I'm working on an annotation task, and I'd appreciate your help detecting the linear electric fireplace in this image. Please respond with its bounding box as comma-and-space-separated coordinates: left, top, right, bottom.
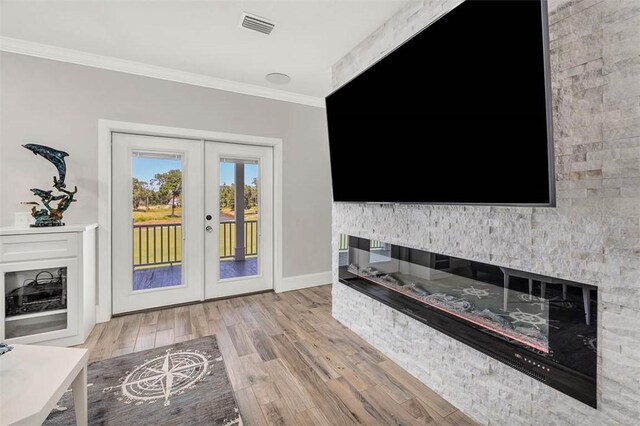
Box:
338, 235, 597, 407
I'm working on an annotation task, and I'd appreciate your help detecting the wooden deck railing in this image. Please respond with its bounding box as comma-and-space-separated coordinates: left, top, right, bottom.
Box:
219, 221, 258, 259
133, 221, 258, 268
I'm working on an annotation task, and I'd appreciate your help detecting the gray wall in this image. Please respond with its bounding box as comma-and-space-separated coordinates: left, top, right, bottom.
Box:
332, 0, 640, 424
0, 52, 332, 278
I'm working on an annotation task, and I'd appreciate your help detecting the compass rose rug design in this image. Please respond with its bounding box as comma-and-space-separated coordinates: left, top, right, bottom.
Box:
44, 336, 241, 426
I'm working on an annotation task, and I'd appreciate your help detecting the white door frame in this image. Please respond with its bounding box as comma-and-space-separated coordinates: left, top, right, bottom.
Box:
97, 119, 283, 323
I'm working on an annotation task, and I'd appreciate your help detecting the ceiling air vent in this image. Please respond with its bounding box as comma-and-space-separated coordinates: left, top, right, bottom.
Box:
240, 12, 275, 35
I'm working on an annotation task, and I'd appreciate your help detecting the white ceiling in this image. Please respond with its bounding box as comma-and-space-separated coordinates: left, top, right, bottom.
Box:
0, 1, 409, 99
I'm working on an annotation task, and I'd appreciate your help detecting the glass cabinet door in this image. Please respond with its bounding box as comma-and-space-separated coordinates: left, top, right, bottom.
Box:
2, 258, 78, 343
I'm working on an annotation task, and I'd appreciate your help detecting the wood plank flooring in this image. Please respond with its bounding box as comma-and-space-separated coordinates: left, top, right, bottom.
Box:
79, 285, 476, 425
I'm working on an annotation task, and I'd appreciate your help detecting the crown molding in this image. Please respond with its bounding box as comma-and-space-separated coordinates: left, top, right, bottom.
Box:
0, 37, 326, 108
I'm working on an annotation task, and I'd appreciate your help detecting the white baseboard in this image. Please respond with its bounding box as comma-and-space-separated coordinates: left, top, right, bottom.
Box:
277, 271, 332, 293
96, 305, 111, 324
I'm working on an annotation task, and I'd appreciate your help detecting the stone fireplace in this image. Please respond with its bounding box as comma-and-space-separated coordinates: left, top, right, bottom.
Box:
331, 0, 640, 424
339, 235, 597, 407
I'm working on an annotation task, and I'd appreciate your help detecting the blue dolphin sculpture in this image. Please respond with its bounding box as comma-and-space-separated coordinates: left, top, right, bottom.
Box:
22, 144, 69, 188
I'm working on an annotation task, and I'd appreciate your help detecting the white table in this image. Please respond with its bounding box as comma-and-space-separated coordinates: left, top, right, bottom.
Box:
0, 344, 88, 426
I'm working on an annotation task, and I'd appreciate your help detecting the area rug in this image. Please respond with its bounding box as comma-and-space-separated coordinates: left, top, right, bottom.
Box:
44, 336, 241, 426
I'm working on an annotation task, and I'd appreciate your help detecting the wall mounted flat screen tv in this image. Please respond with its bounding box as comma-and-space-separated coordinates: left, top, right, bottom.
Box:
326, 0, 554, 205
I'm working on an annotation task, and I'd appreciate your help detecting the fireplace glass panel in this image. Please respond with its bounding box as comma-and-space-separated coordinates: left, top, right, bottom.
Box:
338, 235, 597, 380
368, 240, 392, 263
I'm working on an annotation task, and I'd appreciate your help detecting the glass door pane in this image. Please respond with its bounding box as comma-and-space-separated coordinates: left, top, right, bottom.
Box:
219, 158, 259, 279
4, 267, 68, 339
131, 152, 184, 291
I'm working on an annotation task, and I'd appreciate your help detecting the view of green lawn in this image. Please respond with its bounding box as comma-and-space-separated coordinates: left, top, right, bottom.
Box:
133, 207, 183, 224
133, 206, 257, 223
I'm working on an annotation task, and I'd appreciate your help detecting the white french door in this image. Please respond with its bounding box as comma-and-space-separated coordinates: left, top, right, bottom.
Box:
204, 142, 273, 299
112, 133, 204, 314
112, 133, 273, 314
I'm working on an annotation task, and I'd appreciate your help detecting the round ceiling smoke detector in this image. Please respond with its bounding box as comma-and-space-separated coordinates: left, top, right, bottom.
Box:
266, 73, 291, 85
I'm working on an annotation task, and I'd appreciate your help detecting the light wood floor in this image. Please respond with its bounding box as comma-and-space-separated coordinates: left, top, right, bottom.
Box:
80, 285, 476, 425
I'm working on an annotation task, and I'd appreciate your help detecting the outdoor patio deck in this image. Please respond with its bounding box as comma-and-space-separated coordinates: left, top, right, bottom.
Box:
133, 258, 258, 291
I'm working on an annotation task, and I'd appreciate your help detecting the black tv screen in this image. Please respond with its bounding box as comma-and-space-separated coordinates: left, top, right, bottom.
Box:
326, 0, 554, 205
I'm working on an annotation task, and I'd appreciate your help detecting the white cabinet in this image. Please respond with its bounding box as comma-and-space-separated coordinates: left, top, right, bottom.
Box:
0, 224, 97, 346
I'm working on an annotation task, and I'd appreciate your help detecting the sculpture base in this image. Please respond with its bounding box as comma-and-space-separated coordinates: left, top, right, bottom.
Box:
30, 222, 65, 228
